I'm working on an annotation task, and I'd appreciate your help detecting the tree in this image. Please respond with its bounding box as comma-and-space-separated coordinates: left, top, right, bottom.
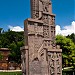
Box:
0, 28, 3, 33
66, 33, 75, 44
56, 35, 75, 67
0, 52, 3, 60
0, 30, 24, 64
8, 41, 24, 63
0, 31, 24, 48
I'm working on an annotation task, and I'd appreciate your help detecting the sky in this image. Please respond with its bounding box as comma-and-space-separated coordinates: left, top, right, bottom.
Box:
0, 0, 75, 36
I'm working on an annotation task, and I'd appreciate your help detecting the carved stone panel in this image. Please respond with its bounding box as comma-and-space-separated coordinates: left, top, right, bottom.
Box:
43, 26, 49, 38
37, 25, 43, 36
40, 52, 48, 75
49, 16, 55, 25
28, 36, 34, 55
48, 52, 62, 75
42, 2, 49, 12
28, 25, 34, 33
44, 40, 51, 48
29, 58, 41, 75
42, 15, 49, 24
31, 0, 39, 19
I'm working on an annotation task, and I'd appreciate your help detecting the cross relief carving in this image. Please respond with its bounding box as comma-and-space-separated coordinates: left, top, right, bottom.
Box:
48, 52, 62, 75
20, 0, 62, 75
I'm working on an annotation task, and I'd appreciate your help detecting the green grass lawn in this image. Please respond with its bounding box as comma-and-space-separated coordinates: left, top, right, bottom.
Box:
0, 72, 22, 75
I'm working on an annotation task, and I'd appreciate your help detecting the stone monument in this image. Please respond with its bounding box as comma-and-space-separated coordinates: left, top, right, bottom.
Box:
20, 0, 62, 75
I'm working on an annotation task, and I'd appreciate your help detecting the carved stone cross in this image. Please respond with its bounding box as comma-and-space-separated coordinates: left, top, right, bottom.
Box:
20, 0, 62, 75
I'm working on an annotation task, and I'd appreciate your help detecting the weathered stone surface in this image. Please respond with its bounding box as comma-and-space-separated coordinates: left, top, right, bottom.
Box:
20, 0, 62, 75
29, 58, 41, 75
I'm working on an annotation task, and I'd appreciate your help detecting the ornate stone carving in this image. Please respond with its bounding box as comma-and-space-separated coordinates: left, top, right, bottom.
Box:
43, 26, 49, 38
20, 0, 62, 75
44, 40, 51, 48
49, 16, 55, 25
43, 2, 49, 12
48, 52, 62, 75
42, 15, 49, 24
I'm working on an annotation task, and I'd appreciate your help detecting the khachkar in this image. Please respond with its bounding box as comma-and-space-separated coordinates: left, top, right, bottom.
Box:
20, 0, 62, 75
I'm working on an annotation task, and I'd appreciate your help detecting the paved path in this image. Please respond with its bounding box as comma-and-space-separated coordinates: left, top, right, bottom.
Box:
0, 70, 22, 72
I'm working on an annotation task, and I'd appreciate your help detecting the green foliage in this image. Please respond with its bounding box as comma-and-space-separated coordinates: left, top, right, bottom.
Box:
9, 41, 24, 63
56, 35, 75, 53
0, 72, 22, 75
0, 52, 3, 60
0, 30, 24, 63
66, 33, 75, 44
56, 35, 75, 68
0, 31, 24, 48
0, 28, 3, 33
